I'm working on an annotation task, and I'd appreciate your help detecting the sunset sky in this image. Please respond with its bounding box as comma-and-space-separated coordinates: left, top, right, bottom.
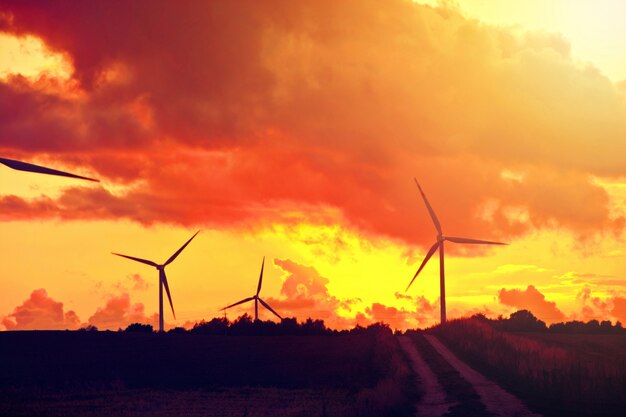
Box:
1, 0, 626, 331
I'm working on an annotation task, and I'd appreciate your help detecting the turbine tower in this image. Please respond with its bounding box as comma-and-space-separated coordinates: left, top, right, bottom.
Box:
222, 256, 282, 322
406, 179, 506, 324
1, 157, 99, 182
112, 230, 200, 332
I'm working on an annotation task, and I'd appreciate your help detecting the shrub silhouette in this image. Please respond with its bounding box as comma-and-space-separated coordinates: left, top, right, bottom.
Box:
501, 310, 547, 332
125, 323, 154, 333
471, 310, 625, 335
189, 315, 341, 336
78, 325, 98, 332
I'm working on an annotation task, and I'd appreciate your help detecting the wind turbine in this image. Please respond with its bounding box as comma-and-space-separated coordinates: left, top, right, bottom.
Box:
112, 230, 200, 332
222, 256, 282, 322
1, 157, 99, 182
406, 179, 506, 323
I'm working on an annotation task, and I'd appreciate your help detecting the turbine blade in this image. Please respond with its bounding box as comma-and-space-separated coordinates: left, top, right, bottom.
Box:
112, 252, 158, 267
258, 298, 282, 320
161, 269, 176, 319
221, 296, 255, 311
414, 178, 442, 235
256, 256, 265, 296
445, 236, 507, 245
164, 230, 200, 266
405, 241, 440, 292
0, 157, 99, 182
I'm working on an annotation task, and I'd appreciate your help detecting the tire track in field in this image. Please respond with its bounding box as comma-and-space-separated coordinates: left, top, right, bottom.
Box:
399, 336, 452, 417
423, 334, 542, 417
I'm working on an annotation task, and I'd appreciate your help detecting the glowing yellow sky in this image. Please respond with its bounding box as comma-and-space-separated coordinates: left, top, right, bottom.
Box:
0, 34, 72, 80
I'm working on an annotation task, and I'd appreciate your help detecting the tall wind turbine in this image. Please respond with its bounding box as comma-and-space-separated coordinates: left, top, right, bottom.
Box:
222, 256, 282, 322
406, 179, 506, 323
112, 230, 200, 332
1, 157, 99, 182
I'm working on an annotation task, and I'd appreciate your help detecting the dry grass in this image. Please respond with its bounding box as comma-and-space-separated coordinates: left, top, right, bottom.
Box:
0, 387, 351, 417
432, 318, 626, 417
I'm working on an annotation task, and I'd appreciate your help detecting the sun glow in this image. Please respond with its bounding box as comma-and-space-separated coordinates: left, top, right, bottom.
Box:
0, 33, 72, 81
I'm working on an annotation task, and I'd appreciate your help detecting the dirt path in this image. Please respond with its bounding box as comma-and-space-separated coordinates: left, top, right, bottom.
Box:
399, 336, 452, 417
423, 334, 542, 417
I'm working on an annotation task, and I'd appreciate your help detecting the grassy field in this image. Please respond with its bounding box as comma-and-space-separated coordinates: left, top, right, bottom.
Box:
523, 332, 626, 358
432, 318, 626, 417
1, 387, 353, 417
0, 328, 415, 417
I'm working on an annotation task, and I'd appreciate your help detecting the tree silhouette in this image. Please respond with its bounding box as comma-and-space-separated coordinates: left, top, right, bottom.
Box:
125, 323, 153, 333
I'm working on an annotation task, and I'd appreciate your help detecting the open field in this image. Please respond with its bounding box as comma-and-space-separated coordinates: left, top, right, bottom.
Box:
522, 332, 626, 359
0, 328, 414, 417
1, 387, 352, 417
431, 318, 626, 417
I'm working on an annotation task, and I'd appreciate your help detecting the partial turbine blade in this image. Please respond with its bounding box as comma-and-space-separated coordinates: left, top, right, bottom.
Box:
256, 256, 265, 296
0, 157, 99, 182
414, 178, 442, 234
405, 241, 440, 292
445, 236, 507, 245
112, 252, 158, 267
258, 298, 282, 320
164, 230, 200, 266
161, 269, 176, 319
221, 296, 255, 311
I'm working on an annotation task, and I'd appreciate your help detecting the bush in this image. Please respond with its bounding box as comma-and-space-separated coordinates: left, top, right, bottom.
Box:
125, 323, 153, 333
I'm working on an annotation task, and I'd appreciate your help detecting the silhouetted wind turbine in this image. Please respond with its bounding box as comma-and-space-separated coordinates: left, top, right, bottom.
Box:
112, 230, 200, 332
1, 157, 99, 182
406, 179, 507, 324
222, 256, 282, 322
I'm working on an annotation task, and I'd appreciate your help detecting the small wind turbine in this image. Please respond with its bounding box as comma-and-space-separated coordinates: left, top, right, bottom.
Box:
222, 256, 282, 322
406, 179, 507, 323
112, 230, 200, 332
1, 157, 99, 182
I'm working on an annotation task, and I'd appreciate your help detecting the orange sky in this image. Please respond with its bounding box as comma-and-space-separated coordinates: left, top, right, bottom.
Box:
1, 0, 626, 331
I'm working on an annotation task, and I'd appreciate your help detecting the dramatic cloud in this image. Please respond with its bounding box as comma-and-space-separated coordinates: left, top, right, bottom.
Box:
265, 258, 354, 329
264, 259, 439, 330
1, 288, 80, 330
498, 285, 566, 323
611, 297, 626, 324
87, 293, 157, 330
2, 289, 164, 331
356, 303, 413, 331
0, 0, 624, 247
576, 286, 612, 322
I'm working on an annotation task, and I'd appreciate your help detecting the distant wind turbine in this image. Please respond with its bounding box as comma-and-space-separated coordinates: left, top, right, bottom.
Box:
0, 157, 99, 182
406, 179, 507, 324
222, 256, 282, 322
112, 230, 200, 332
